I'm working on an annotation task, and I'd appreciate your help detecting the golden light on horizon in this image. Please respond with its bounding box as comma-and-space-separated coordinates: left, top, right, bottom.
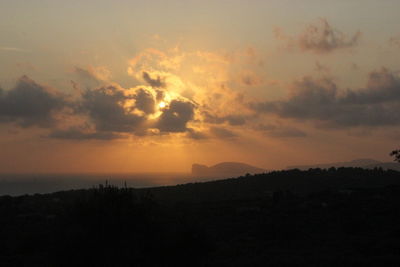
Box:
1, 0, 399, 175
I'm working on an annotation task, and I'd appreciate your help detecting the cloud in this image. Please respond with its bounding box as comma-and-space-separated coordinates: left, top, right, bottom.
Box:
79, 86, 145, 133
133, 88, 156, 114
351, 63, 359, 70
314, 61, 330, 73
203, 112, 247, 126
156, 99, 195, 133
142, 71, 166, 88
0, 46, 272, 141
48, 127, 125, 140
186, 128, 209, 140
389, 35, 400, 47
239, 70, 263, 86
276, 18, 361, 54
74, 66, 111, 84
0, 46, 29, 53
51, 78, 199, 138
209, 126, 237, 138
0, 76, 66, 127
250, 68, 400, 127
73, 86, 198, 137
255, 124, 307, 138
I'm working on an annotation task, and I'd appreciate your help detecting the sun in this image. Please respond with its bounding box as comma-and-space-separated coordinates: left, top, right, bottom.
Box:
158, 101, 166, 109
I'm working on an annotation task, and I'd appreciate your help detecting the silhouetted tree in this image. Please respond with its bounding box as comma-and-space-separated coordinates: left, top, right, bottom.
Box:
391, 149, 400, 162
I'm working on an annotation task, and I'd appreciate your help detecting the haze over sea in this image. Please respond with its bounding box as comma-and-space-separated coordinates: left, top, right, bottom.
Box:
0, 173, 190, 196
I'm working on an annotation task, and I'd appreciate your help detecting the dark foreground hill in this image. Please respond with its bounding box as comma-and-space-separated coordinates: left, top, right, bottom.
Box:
1, 168, 400, 266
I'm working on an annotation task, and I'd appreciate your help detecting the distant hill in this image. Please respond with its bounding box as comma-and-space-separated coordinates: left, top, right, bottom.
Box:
287, 158, 400, 171
192, 162, 266, 178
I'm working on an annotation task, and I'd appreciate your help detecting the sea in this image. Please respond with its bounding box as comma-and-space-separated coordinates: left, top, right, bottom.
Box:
0, 172, 192, 196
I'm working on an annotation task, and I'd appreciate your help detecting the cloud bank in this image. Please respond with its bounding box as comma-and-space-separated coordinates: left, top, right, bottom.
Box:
0, 76, 66, 128
2, 44, 399, 144
251, 68, 400, 127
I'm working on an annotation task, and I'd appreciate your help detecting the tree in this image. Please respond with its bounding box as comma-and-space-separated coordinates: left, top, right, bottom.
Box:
390, 149, 400, 163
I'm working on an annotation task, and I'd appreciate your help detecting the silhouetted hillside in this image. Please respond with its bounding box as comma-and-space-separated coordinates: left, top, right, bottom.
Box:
287, 158, 400, 171
1, 168, 400, 266
192, 162, 266, 178
149, 167, 400, 203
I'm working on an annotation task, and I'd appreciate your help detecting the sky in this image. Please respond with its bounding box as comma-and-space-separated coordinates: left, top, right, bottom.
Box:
0, 0, 400, 173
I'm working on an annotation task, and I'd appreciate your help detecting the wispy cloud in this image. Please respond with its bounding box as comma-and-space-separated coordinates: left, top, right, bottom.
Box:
275, 18, 361, 54
0, 46, 29, 53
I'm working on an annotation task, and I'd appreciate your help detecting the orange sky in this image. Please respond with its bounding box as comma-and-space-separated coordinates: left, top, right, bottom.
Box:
0, 1, 399, 173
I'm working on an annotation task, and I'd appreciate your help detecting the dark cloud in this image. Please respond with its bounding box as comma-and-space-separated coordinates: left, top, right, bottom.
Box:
351, 63, 359, 70
389, 35, 400, 48
256, 124, 307, 138
74, 66, 110, 84
155, 90, 165, 101
186, 128, 209, 140
0, 76, 65, 127
251, 68, 400, 127
209, 126, 237, 138
268, 128, 307, 138
80, 86, 144, 133
240, 72, 263, 87
142, 71, 166, 88
133, 88, 156, 114
314, 61, 330, 73
75, 67, 99, 82
49, 127, 124, 140
203, 112, 247, 126
156, 99, 195, 133
77, 86, 197, 137
277, 18, 361, 54
242, 76, 255, 86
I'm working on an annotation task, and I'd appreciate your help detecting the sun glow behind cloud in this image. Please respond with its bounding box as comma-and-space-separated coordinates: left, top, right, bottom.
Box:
1, 0, 400, 173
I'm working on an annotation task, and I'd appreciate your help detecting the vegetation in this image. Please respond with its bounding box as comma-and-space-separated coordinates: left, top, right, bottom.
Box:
1, 168, 400, 266
391, 149, 400, 163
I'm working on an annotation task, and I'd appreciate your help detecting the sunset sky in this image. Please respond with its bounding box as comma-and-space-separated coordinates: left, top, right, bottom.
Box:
1, 0, 400, 173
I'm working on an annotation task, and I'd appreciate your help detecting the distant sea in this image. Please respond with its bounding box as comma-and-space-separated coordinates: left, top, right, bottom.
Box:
0, 173, 191, 196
